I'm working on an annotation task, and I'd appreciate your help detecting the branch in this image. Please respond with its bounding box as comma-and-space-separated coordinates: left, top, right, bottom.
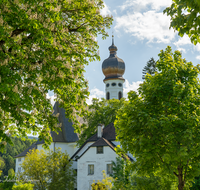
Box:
11, 29, 26, 37
174, 171, 178, 177
157, 152, 165, 164
68, 22, 87, 32
184, 160, 189, 183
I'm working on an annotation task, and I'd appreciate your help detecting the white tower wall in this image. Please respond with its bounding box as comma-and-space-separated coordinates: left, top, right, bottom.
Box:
104, 79, 124, 100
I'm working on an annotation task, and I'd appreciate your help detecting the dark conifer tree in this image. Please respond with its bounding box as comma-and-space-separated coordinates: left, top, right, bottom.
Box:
142, 57, 157, 79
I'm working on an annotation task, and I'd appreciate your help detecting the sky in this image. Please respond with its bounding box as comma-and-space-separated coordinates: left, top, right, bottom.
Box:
48, 0, 200, 105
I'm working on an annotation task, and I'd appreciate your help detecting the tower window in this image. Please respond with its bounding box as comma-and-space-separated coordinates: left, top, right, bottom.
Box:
106, 92, 110, 100
118, 83, 122, 87
118, 91, 122, 100
106, 83, 109, 87
111, 83, 116, 86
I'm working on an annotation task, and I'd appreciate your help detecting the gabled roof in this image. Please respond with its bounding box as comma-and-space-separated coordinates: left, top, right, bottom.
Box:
36, 102, 79, 145
15, 143, 37, 158
71, 137, 116, 161
90, 137, 116, 150
70, 123, 116, 160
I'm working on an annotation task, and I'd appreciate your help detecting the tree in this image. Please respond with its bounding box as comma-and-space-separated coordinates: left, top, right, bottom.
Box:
19, 148, 75, 190
111, 157, 174, 190
115, 46, 200, 190
142, 57, 157, 80
0, 0, 113, 148
91, 170, 113, 190
111, 157, 132, 190
77, 98, 126, 146
164, 0, 200, 45
190, 176, 200, 190
12, 183, 34, 190
0, 170, 15, 190
0, 137, 36, 177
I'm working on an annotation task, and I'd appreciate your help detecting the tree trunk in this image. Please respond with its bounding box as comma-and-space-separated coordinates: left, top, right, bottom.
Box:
177, 166, 185, 190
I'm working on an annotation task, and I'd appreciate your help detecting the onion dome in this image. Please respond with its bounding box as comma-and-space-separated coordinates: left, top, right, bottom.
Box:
102, 36, 125, 82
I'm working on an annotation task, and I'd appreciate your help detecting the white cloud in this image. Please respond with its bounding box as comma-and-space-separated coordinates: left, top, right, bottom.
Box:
121, 0, 172, 11
123, 80, 143, 98
177, 48, 186, 53
46, 93, 56, 106
173, 35, 200, 53
86, 88, 105, 105
194, 44, 200, 52
196, 56, 200, 60
174, 35, 191, 47
101, 3, 111, 16
115, 11, 175, 43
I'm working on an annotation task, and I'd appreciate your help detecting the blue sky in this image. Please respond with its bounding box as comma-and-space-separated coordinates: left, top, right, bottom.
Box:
48, 0, 200, 105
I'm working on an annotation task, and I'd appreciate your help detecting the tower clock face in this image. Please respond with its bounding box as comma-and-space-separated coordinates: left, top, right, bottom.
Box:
106, 83, 109, 87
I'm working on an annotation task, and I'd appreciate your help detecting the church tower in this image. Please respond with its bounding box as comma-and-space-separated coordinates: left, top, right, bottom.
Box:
102, 36, 125, 100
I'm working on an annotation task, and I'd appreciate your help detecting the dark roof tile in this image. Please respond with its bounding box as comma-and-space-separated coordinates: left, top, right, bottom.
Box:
15, 143, 37, 158
87, 123, 116, 142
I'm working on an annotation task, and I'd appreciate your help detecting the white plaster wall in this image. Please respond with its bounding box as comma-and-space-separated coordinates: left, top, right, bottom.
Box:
55, 142, 78, 157
77, 146, 118, 190
37, 142, 78, 157
15, 157, 25, 174
104, 79, 124, 100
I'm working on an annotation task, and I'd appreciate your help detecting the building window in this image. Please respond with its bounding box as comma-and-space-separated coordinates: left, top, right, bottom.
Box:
106, 92, 110, 100
106, 83, 109, 87
107, 164, 113, 175
111, 83, 116, 86
18, 158, 21, 162
18, 167, 21, 173
97, 146, 103, 154
88, 165, 94, 175
118, 91, 122, 100
118, 83, 122, 87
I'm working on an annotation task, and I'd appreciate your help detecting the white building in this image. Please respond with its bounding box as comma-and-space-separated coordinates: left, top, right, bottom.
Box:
15, 37, 130, 190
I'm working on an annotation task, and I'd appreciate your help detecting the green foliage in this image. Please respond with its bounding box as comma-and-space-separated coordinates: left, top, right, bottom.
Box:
12, 182, 34, 190
91, 170, 113, 190
164, 0, 200, 45
0, 137, 36, 177
78, 98, 126, 146
115, 46, 200, 190
8, 169, 14, 177
0, 173, 15, 190
0, 0, 113, 148
19, 148, 75, 190
111, 157, 174, 190
190, 176, 200, 190
142, 57, 157, 80
111, 157, 132, 189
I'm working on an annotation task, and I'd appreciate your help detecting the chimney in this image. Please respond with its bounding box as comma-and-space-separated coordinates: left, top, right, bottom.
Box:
97, 124, 103, 138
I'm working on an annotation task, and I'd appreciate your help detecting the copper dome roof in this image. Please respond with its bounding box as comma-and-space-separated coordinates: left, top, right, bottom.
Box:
102, 36, 125, 82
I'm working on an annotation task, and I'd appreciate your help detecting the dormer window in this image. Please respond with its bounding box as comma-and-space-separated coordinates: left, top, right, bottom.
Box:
97, 146, 103, 154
